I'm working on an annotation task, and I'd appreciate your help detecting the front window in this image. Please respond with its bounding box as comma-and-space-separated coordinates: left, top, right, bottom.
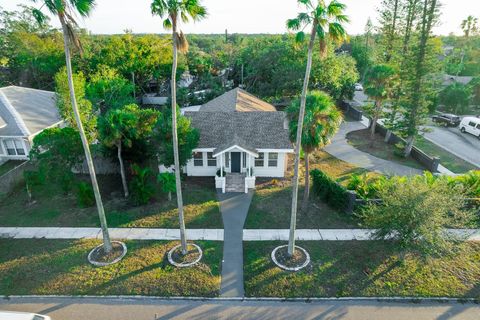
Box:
207, 152, 216, 167
255, 153, 264, 167
193, 152, 203, 166
268, 153, 278, 167
3, 139, 24, 156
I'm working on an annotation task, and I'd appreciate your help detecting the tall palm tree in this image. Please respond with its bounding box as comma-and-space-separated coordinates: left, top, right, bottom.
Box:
286, 0, 348, 256
151, 0, 207, 254
31, 0, 113, 253
461, 15, 479, 38
286, 91, 343, 208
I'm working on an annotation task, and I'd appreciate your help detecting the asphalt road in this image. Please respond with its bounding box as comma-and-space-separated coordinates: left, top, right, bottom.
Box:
424, 124, 480, 168
1, 297, 480, 320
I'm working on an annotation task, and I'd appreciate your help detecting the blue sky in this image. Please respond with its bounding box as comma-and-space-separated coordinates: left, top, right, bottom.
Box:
1, 0, 478, 35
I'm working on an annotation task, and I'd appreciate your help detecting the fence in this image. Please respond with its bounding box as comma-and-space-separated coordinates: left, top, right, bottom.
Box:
338, 100, 363, 121
0, 161, 33, 199
73, 156, 119, 175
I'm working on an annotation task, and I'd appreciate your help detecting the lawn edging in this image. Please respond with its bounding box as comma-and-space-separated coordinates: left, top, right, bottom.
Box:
1, 295, 479, 304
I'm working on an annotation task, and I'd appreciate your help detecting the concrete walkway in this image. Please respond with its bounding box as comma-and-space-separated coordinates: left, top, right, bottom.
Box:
217, 191, 253, 298
325, 121, 424, 176
0, 227, 479, 241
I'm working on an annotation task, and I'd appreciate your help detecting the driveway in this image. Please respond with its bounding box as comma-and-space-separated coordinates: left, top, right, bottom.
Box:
424, 124, 480, 168
1, 297, 479, 320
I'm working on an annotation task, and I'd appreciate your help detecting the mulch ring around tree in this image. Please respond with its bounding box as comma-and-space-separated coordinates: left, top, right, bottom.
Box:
88, 241, 127, 267
168, 243, 203, 267
272, 245, 311, 272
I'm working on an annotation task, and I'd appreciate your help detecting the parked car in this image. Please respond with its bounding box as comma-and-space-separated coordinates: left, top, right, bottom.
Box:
432, 113, 461, 127
354, 83, 363, 91
459, 116, 480, 139
0, 311, 51, 320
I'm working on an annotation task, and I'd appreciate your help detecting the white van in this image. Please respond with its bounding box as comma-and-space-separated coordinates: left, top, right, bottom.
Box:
0, 311, 51, 320
459, 117, 480, 139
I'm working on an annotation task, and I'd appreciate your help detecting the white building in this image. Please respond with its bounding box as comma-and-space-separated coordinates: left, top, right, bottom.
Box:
0, 86, 63, 164
183, 88, 294, 193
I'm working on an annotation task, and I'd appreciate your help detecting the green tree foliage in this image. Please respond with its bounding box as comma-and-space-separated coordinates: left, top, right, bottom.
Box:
439, 83, 472, 114
156, 107, 199, 168
30, 127, 84, 193
360, 176, 476, 256
157, 172, 176, 201
129, 164, 155, 205
54, 67, 97, 140
287, 91, 343, 206
98, 104, 159, 198
76, 181, 95, 207
86, 65, 135, 113
364, 64, 397, 141
469, 77, 480, 105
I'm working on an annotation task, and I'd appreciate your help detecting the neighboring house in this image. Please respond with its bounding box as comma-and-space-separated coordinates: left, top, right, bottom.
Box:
0, 86, 62, 164
183, 88, 294, 193
441, 74, 474, 87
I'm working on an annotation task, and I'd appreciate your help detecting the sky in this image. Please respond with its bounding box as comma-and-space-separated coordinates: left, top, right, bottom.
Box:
0, 0, 478, 36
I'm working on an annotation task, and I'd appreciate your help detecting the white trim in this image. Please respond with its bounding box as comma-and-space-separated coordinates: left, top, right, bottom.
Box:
192, 148, 215, 152
0, 90, 30, 136
213, 145, 258, 158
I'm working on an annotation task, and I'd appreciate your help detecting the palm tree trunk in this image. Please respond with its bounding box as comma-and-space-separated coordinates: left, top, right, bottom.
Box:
171, 22, 188, 255
301, 151, 310, 209
60, 18, 112, 253
288, 25, 316, 257
117, 142, 129, 198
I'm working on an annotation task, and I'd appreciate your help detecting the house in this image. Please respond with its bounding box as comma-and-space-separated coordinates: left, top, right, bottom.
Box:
441, 74, 474, 87
183, 88, 294, 193
0, 86, 62, 164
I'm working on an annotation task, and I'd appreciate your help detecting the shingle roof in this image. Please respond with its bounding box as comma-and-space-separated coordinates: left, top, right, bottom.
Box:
0, 86, 61, 137
185, 111, 292, 151
200, 88, 277, 112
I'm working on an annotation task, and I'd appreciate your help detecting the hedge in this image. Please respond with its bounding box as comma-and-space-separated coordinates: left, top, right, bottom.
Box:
311, 169, 349, 211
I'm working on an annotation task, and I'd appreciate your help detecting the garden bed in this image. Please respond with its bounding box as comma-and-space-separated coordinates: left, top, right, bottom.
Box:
0, 239, 222, 297
0, 175, 222, 228
346, 129, 426, 170
244, 241, 480, 298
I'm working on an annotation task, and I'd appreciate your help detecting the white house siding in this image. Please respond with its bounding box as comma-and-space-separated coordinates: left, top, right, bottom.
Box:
185, 149, 289, 178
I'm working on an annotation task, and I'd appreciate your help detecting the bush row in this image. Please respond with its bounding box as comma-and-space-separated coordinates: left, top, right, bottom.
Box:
311, 169, 349, 211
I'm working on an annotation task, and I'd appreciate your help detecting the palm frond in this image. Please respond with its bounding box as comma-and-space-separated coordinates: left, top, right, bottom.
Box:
68, 0, 96, 17
163, 18, 173, 29
151, 0, 169, 17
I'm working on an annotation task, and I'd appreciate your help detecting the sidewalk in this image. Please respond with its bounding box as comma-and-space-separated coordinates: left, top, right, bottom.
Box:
0, 227, 478, 241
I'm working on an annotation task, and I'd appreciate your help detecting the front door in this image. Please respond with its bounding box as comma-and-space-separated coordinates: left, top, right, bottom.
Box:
231, 152, 241, 173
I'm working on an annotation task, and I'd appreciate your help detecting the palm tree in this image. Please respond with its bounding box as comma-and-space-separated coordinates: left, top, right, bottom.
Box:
286, 91, 343, 208
364, 64, 396, 145
31, 0, 113, 253
461, 15, 479, 38
286, 0, 348, 256
151, 0, 207, 254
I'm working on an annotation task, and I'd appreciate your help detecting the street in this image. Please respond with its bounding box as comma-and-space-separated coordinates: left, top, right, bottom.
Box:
1, 297, 480, 320
424, 124, 480, 168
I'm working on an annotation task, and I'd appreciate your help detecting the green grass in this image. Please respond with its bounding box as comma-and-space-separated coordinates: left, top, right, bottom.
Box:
347, 129, 425, 170
0, 176, 222, 228
415, 136, 478, 174
0, 239, 222, 297
0, 160, 25, 177
244, 241, 480, 298
245, 151, 367, 229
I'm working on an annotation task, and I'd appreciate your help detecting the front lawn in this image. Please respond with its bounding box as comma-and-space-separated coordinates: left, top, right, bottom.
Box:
0, 175, 222, 228
244, 241, 480, 298
0, 239, 222, 297
245, 151, 367, 229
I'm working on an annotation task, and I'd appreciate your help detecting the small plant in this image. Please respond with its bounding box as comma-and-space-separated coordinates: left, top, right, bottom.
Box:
76, 181, 95, 208
393, 142, 406, 158
157, 172, 176, 201
216, 169, 226, 177
130, 164, 154, 205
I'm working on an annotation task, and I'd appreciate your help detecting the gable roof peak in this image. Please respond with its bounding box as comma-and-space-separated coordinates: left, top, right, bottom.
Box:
200, 87, 277, 112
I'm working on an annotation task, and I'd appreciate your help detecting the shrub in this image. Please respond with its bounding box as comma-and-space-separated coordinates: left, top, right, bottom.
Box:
360, 176, 476, 256
216, 169, 226, 177
311, 169, 348, 211
130, 164, 154, 205
76, 181, 95, 208
157, 172, 176, 201
393, 142, 406, 158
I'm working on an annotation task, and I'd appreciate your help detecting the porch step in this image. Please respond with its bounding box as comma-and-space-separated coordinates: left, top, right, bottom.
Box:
225, 173, 245, 193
